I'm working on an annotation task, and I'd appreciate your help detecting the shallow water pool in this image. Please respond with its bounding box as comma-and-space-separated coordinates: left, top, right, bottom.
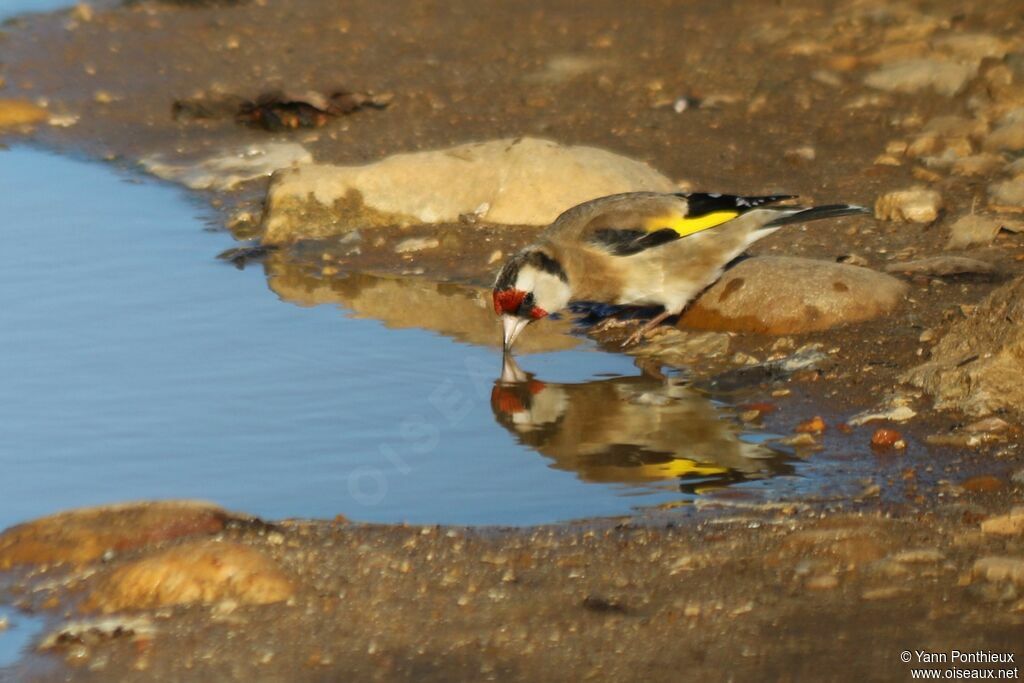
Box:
0, 147, 795, 529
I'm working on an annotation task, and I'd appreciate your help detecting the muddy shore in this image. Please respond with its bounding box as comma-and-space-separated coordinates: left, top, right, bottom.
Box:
1, 0, 1023, 680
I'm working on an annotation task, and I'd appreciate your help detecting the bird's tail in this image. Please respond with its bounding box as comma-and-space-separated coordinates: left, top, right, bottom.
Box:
764, 204, 870, 228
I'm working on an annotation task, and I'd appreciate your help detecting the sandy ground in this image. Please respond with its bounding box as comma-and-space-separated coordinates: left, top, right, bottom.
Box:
1, 0, 1023, 680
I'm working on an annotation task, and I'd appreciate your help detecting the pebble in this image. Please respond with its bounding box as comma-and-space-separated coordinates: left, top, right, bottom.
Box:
984, 120, 1024, 152
945, 216, 1005, 250
891, 549, 945, 564
862, 586, 909, 600
849, 405, 916, 426
981, 508, 1024, 536
885, 256, 996, 277
989, 177, 1024, 209
874, 187, 942, 223
951, 154, 1005, 177
794, 416, 826, 434
394, 237, 440, 254
806, 574, 839, 590
972, 556, 1024, 586
871, 428, 906, 450
864, 59, 976, 97
0, 99, 48, 129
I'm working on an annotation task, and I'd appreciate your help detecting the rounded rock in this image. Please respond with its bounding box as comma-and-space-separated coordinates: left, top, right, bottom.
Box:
680, 257, 908, 334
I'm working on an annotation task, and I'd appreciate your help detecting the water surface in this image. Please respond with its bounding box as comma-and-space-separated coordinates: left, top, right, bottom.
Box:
0, 147, 794, 529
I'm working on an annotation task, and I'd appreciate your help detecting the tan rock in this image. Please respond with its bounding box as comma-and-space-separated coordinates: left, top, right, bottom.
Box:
259, 138, 676, 245
84, 540, 294, 613
886, 255, 995, 277
932, 33, 1013, 62
904, 276, 1024, 417
972, 556, 1024, 586
989, 176, 1024, 210
981, 508, 1024, 536
945, 215, 1004, 250
875, 187, 943, 223
680, 257, 908, 334
0, 99, 48, 130
864, 59, 976, 97
0, 501, 228, 570
951, 153, 1005, 177
984, 121, 1024, 152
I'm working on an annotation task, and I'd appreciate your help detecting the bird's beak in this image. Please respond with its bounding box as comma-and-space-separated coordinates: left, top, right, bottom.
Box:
501, 315, 530, 353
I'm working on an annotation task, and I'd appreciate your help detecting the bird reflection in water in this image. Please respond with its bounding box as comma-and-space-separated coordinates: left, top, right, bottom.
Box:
491, 355, 793, 495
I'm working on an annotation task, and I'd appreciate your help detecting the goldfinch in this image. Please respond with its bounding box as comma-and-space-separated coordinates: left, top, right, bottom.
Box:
492, 192, 869, 350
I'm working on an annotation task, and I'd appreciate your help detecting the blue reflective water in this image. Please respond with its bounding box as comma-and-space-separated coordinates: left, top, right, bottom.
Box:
1, 0, 78, 21
2, 147, 776, 528
0, 606, 44, 669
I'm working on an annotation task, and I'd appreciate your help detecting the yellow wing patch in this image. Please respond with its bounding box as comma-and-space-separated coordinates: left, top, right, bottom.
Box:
644, 210, 740, 237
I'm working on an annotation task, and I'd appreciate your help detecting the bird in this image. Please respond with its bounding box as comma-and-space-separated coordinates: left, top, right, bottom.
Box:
492, 191, 869, 351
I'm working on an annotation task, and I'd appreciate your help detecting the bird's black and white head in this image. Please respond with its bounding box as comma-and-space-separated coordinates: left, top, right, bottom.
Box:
492, 248, 571, 352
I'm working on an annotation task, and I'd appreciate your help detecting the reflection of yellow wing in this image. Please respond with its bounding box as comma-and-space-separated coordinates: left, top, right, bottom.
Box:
634, 458, 728, 480
643, 211, 739, 238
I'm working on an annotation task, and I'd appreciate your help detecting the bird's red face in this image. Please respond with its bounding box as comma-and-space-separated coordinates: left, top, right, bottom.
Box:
491, 288, 548, 320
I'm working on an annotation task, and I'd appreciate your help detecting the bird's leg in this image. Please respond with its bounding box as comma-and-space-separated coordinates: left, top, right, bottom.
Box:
621, 310, 675, 348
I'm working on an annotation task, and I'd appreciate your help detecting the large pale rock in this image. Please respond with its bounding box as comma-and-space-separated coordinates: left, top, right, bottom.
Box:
259, 138, 676, 245
83, 540, 294, 613
0, 501, 228, 569
903, 276, 1024, 416
679, 257, 908, 334
864, 59, 976, 97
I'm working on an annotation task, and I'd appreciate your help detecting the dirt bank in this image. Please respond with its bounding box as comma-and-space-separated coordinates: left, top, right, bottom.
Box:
1, 0, 1023, 679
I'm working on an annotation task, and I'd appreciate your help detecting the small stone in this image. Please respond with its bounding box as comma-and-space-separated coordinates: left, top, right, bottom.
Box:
849, 405, 917, 426
891, 549, 945, 563
394, 237, 440, 254
871, 428, 906, 450
919, 329, 935, 342
864, 59, 976, 97
874, 154, 902, 166
0, 99, 48, 129
487, 250, 503, 265
875, 187, 942, 223
885, 256, 996, 277
806, 574, 839, 590
962, 475, 1004, 493
795, 416, 826, 434
83, 540, 294, 613
964, 417, 1011, 434
778, 433, 819, 449
984, 121, 1024, 153
981, 508, 1024, 536
862, 586, 909, 600
972, 556, 1024, 586
837, 253, 869, 267
71, 3, 94, 21
951, 154, 1005, 178
784, 146, 816, 162
92, 90, 116, 104
945, 216, 1005, 250
989, 177, 1024, 210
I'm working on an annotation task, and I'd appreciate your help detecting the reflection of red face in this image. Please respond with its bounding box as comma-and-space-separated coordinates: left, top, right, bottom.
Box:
490, 380, 547, 415
492, 289, 547, 319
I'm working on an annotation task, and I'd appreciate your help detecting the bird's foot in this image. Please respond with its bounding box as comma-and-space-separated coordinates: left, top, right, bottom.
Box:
620, 310, 676, 348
